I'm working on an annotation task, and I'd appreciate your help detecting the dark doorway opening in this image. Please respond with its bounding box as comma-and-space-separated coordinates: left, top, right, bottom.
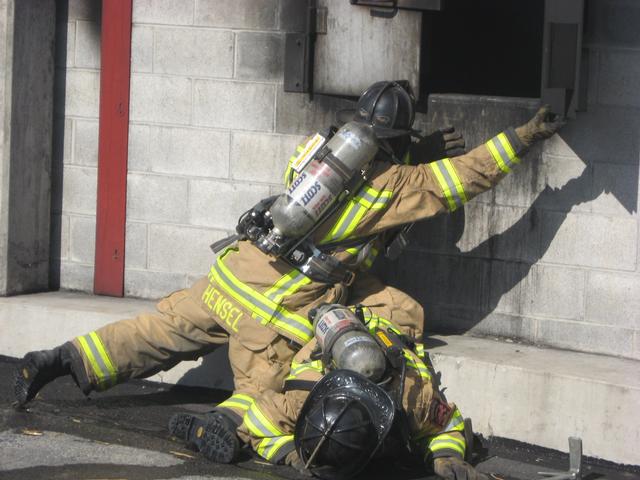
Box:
419, 0, 545, 109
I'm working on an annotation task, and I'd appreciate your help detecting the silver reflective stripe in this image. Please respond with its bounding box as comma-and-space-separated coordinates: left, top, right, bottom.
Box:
81, 335, 114, 384
330, 205, 362, 240
266, 271, 308, 302
245, 408, 276, 437
433, 161, 464, 209
213, 262, 313, 340
491, 137, 516, 170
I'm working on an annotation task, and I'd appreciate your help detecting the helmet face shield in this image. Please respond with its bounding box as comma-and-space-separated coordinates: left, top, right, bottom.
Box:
295, 370, 396, 480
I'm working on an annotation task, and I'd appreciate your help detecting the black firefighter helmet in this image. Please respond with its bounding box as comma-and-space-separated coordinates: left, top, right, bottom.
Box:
294, 369, 396, 480
338, 80, 419, 139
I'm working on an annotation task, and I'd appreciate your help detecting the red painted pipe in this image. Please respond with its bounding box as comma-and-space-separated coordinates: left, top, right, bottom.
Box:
94, 0, 133, 296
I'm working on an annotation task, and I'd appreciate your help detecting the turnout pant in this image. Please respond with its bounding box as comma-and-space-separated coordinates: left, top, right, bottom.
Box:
68, 273, 425, 426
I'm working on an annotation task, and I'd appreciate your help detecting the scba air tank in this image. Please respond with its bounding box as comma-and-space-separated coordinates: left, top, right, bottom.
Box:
269, 121, 378, 240
312, 304, 387, 382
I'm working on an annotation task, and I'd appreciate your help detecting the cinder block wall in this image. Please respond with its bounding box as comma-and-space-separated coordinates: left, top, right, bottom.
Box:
54, 0, 640, 360
380, 0, 640, 360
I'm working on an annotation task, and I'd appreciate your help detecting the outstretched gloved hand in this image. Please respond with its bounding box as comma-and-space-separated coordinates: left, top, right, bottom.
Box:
414, 126, 466, 162
515, 105, 565, 147
433, 456, 490, 480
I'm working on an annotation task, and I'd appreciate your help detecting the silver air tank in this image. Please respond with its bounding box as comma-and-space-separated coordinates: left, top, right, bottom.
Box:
269, 121, 378, 239
312, 304, 386, 382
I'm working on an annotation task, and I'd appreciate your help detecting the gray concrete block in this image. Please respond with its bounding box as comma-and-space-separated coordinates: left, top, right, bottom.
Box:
147, 224, 223, 275
533, 153, 593, 214
469, 312, 537, 341
124, 221, 147, 270
429, 334, 640, 465
276, 90, 354, 135
62, 166, 97, 216
124, 268, 185, 300
69, 215, 95, 264
390, 251, 490, 318
488, 260, 532, 316
195, 0, 278, 30
230, 132, 302, 184
58, 214, 70, 261
129, 74, 192, 125
188, 179, 271, 230
585, 0, 640, 48
493, 145, 543, 208
634, 332, 640, 360
61, 118, 73, 166
586, 271, 640, 330
598, 51, 640, 108
59, 261, 94, 292
482, 205, 540, 263
536, 318, 634, 358
74, 20, 100, 69
68, 0, 100, 22
523, 265, 586, 321
73, 119, 98, 167
193, 80, 275, 132
128, 124, 230, 178
235, 32, 284, 82
540, 211, 638, 271
154, 27, 233, 78
131, 25, 153, 73
591, 162, 639, 217
126, 173, 189, 224
556, 106, 640, 165
63, 70, 100, 118
133, 0, 194, 26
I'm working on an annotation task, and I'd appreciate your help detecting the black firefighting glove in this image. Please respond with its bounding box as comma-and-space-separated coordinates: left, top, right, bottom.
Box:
515, 105, 565, 147
433, 456, 490, 480
413, 126, 466, 162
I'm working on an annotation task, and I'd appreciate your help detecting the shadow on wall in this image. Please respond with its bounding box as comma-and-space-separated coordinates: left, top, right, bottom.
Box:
376, 95, 640, 341
49, 0, 102, 289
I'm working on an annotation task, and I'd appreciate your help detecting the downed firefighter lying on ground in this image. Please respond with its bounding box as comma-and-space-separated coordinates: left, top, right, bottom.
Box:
169, 304, 488, 480
14, 81, 564, 480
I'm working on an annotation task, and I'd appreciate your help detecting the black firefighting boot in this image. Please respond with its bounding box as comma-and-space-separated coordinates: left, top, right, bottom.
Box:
14, 342, 75, 407
168, 411, 240, 463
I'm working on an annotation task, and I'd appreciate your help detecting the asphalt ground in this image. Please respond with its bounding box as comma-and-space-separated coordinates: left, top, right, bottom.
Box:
0, 355, 637, 480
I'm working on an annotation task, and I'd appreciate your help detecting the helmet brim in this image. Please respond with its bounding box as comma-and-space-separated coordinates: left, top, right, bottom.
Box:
335, 109, 421, 139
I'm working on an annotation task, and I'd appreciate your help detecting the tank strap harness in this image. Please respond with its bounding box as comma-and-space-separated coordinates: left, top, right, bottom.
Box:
212, 122, 385, 285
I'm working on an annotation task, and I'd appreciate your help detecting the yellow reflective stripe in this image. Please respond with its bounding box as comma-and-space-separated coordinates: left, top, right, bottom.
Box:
77, 333, 117, 388
244, 403, 284, 438
212, 253, 313, 343
363, 246, 379, 269
257, 434, 294, 461
321, 186, 393, 243
402, 151, 412, 165
218, 393, 255, 412
252, 269, 311, 324
444, 409, 465, 432
429, 434, 466, 456
497, 132, 520, 164
415, 343, 425, 358
89, 332, 117, 381
486, 137, 511, 173
77, 336, 105, 385
442, 159, 468, 204
429, 162, 458, 211
264, 269, 311, 303
285, 362, 324, 380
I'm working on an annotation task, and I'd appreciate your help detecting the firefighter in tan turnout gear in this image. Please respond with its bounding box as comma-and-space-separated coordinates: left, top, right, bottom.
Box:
14, 81, 563, 468
172, 304, 489, 480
